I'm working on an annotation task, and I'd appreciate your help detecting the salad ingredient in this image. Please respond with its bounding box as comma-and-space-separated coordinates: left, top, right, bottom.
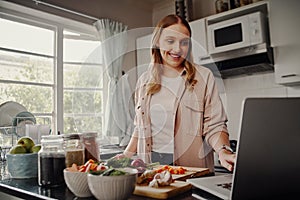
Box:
66, 159, 108, 173
106, 157, 132, 168
131, 158, 146, 168
149, 170, 173, 188
155, 165, 187, 174
136, 169, 157, 185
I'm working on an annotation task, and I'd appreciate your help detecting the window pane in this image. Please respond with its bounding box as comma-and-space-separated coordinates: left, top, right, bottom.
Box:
64, 38, 102, 63
64, 90, 102, 114
63, 33, 103, 135
0, 83, 53, 113
64, 63, 103, 88
64, 116, 102, 135
0, 50, 54, 84
0, 18, 54, 56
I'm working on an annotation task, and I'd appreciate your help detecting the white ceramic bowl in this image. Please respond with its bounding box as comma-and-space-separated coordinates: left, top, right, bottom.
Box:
6, 153, 38, 178
63, 169, 93, 198
87, 168, 137, 200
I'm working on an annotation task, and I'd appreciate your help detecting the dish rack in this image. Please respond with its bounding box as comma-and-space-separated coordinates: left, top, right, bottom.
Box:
0, 116, 51, 161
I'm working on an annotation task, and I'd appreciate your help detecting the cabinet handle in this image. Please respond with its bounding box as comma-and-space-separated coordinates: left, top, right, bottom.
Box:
281, 74, 297, 78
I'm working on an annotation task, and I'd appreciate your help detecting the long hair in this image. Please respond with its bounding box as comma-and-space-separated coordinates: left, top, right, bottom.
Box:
147, 14, 197, 95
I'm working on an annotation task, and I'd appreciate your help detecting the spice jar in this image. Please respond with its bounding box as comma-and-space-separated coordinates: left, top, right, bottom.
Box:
240, 0, 252, 6
63, 133, 85, 168
80, 132, 100, 162
38, 135, 65, 187
215, 0, 229, 13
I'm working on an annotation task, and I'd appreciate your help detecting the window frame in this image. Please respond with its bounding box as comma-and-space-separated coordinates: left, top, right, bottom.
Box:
0, 1, 102, 135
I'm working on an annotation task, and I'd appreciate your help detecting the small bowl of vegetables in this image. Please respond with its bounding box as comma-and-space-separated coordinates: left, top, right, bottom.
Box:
64, 169, 92, 198
64, 159, 108, 198
87, 167, 138, 200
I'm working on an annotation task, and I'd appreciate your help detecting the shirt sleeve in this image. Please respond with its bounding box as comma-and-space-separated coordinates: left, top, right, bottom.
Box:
202, 70, 229, 144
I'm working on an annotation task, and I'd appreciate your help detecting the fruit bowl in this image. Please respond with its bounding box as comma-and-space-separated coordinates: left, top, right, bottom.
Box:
87, 168, 138, 200
6, 153, 38, 179
63, 169, 93, 198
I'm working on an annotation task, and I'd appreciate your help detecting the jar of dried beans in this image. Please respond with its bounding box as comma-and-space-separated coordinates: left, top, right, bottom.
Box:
63, 133, 85, 168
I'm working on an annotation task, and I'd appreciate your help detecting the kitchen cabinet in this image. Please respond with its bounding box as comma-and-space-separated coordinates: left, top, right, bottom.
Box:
269, 0, 300, 85
189, 18, 211, 65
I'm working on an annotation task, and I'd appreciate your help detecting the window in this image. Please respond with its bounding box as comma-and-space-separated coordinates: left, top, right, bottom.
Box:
63, 31, 103, 134
0, 17, 55, 126
0, 4, 103, 136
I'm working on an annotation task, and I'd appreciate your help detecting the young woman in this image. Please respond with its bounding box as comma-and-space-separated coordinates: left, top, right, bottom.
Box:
120, 14, 235, 173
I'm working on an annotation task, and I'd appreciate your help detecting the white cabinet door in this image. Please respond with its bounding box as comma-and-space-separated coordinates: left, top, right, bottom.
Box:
269, 0, 300, 85
189, 18, 210, 65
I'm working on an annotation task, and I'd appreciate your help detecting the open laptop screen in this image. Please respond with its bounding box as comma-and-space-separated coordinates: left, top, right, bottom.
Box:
231, 97, 300, 199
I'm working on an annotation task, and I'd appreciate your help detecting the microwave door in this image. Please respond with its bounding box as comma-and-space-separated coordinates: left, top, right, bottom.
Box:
208, 16, 251, 54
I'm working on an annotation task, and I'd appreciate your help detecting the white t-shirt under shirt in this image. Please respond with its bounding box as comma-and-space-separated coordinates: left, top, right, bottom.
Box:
150, 75, 184, 153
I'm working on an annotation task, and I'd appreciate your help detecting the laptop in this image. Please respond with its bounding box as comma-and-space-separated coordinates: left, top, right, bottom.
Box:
187, 97, 300, 200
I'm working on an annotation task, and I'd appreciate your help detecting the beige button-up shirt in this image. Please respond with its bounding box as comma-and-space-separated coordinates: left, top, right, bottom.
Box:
125, 65, 229, 172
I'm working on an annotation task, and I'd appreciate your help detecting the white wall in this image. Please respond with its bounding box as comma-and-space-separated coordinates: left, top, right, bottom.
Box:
152, 0, 175, 26
221, 72, 300, 140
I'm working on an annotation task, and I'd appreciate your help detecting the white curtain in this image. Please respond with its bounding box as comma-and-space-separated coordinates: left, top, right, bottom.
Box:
94, 19, 133, 145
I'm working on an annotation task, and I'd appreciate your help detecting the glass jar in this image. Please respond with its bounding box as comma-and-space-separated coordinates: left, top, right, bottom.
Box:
215, 0, 229, 13
38, 135, 65, 187
63, 133, 85, 167
80, 132, 100, 162
240, 0, 252, 6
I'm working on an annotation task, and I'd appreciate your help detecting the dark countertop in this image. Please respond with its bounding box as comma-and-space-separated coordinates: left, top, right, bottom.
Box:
0, 170, 199, 200
0, 159, 212, 200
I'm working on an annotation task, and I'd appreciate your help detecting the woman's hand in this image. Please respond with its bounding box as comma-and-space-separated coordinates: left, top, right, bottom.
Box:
218, 149, 236, 172
113, 153, 127, 159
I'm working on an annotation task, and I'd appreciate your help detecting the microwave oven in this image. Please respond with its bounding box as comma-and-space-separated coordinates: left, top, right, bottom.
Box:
207, 11, 267, 54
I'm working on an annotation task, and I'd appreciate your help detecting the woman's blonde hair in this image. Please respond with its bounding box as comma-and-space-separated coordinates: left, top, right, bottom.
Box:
147, 14, 197, 95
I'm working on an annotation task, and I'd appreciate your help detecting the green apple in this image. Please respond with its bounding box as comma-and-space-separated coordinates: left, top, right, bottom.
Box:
17, 136, 35, 153
9, 145, 27, 154
30, 144, 41, 153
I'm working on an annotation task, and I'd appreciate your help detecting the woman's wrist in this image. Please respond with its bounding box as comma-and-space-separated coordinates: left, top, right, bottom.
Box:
216, 144, 234, 156
123, 150, 135, 158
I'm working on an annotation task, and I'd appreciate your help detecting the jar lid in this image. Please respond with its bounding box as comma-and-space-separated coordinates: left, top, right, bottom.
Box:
62, 133, 81, 140
81, 132, 98, 138
41, 135, 63, 143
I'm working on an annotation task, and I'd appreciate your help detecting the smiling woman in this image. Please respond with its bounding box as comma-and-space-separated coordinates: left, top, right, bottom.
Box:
117, 14, 235, 173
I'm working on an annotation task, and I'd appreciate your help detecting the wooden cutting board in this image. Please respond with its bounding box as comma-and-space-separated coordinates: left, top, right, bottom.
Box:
133, 167, 210, 199
133, 180, 192, 199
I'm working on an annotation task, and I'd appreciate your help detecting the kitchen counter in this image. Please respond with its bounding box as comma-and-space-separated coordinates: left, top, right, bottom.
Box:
0, 159, 219, 200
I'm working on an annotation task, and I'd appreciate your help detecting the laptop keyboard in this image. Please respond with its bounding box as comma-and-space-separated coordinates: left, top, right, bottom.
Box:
216, 182, 232, 190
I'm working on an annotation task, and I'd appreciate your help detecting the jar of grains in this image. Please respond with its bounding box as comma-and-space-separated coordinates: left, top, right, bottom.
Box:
63, 133, 85, 168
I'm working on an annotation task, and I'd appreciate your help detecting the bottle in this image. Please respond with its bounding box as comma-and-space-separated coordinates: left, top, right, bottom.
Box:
63, 133, 85, 168
38, 135, 65, 187
80, 132, 100, 162
240, 0, 251, 6
215, 0, 229, 13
